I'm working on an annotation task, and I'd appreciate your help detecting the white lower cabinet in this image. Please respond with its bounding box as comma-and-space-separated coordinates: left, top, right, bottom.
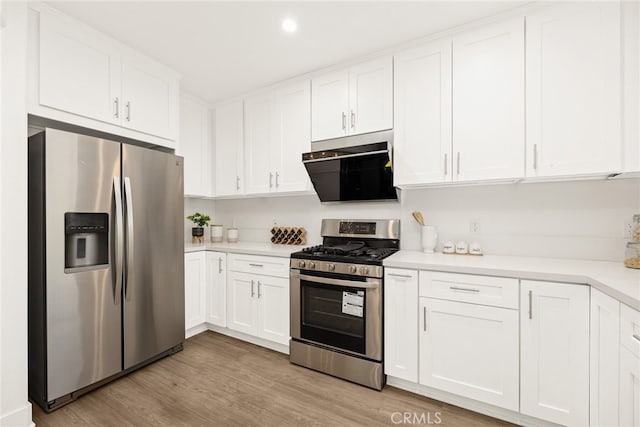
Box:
520, 280, 589, 426
418, 297, 519, 411
384, 269, 419, 382
620, 304, 640, 427
590, 288, 620, 427
205, 252, 226, 327
226, 254, 289, 346
184, 252, 207, 331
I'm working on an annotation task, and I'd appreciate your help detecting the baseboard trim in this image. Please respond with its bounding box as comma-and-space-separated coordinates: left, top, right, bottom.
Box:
0, 401, 33, 427
200, 324, 289, 354
185, 323, 208, 339
387, 377, 561, 427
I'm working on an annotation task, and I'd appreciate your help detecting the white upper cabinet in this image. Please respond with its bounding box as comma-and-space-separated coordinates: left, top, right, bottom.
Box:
526, 2, 621, 178
244, 92, 275, 195
271, 81, 311, 193
39, 12, 120, 126
520, 280, 589, 426
452, 18, 525, 182
312, 69, 349, 141
312, 57, 392, 141
394, 40, 452, 186
214, 100, 244, 197
243, 81, 311, 196
348, 56, 393, 135
179, 93, 212, 197
35, 7, 179, 146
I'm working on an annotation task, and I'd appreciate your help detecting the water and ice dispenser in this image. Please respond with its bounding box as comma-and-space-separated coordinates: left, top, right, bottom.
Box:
64, 213, 109, 270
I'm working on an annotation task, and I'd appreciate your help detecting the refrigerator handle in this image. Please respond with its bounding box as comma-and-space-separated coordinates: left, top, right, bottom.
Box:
113, 177, 124, 305
124, 177, 135, 300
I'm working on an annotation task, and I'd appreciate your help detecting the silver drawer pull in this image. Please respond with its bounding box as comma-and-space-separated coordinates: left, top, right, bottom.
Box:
423, 307, 427, 332
633, 334, 640, 343
249, 263, 264, 268
449, 286, 479, 293
388, 273, 413, 279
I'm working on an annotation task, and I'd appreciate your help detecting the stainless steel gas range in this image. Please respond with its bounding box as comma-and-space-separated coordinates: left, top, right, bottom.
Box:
289, 219, 400, 390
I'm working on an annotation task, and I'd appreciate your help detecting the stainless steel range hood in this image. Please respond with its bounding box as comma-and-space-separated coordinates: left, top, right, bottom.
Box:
302, 130, 397, 202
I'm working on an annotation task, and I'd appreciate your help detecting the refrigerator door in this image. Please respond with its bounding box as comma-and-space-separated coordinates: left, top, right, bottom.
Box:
43, 129, 123, 400
122, 144, 184, 369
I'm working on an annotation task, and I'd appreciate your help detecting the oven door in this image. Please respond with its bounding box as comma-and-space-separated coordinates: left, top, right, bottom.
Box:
290, 269, 382, 361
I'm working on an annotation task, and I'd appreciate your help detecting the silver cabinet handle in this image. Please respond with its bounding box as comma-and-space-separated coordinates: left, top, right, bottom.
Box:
342, 112, 346, 131
633, 334, 640, 343
257, 281, 262, 298
528, 290, 533, 319
351, 110, 355, 129
114, 97, 119, 119
113, 177, 123, 305
251, 280, 255, 297
533, 144, 538, 170
449, 286, 480, 293
456, 152, 461, 175
275, 172, 279, 188
387, 273, 413, 279
444, 153, 448, 176
249, 263, 263, 268
423, 307, 427, 332
269, 172, 273, 188
236, 176, 240, 191
123, 177, 134, 300
125, 101, 131, 122
218, 257, 223, 274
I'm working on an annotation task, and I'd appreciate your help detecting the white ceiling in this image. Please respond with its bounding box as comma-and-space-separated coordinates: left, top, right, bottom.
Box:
47, 1, 526, 105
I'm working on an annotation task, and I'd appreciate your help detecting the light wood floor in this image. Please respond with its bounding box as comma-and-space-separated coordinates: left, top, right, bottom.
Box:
33, 331, 515, 427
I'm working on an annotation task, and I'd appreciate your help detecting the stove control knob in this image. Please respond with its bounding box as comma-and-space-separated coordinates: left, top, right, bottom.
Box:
327, 263, 336, 272
298, 260, 306, 268
309, 262, 316, 269
359, 266, 370, 275
348, 265, 357, 274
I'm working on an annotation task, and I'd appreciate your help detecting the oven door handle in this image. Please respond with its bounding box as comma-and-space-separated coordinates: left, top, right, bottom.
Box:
298, 273, 381, 289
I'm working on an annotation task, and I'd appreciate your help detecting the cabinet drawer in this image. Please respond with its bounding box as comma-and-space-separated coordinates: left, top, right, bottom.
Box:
227, 253, 289, 278
419, 271, 518, 309
621, 303, 640, 357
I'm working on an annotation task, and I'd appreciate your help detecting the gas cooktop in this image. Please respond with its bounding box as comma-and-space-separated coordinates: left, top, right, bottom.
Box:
291, 243, 398, 265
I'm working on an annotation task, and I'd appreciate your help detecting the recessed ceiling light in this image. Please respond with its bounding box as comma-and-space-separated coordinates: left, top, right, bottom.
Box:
282, 18, 297, 33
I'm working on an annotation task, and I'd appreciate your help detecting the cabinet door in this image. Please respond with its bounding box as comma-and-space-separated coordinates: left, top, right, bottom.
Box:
214, 101, 244, 196
620, 346, 640, 427
205, 252, 226, 328
272, 80, 311, 193
526, 3, 621, 177
39, 12, 120, 125
520, 280, 589, 426
384, 269, 418, 382
419, 298, 519, 411
452, 18, 524, 181
590, 289, 620, 427
121, 59, 174, 139
180, 94, 212, 197
244, 92, 274, 195
311, 69, 349, 141
184, 252, 206, 331
226, 271, 258, 336
256, 276, 289, 345
394, 41, 452, 186
348, 56, 393, 135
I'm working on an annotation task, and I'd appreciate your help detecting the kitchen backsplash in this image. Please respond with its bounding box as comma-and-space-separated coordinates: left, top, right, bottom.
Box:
189, 179, 640, 262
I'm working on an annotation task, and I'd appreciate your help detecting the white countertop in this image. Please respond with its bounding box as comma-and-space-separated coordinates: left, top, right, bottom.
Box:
384, 251, 640, 311
184, 241, 304, 258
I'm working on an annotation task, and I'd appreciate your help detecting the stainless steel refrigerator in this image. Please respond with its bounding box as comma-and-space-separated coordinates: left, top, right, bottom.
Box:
28, 128, 185, 411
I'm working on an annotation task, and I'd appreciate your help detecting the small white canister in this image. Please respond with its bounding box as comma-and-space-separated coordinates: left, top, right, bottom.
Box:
210, 224, 224, 243
421, 225, 438, 254
227, 227, 239, 243
455, 241, 469, 254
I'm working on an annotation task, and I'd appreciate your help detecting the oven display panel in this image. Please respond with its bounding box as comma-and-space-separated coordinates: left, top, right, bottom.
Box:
339, 222, 376, 235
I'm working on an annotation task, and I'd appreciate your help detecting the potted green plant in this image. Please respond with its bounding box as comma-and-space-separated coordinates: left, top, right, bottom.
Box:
186, 212, 211, 243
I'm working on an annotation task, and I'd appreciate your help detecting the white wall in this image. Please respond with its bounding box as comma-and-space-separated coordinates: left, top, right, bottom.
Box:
0, 2, 33, 426
213, 179, 640, 262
